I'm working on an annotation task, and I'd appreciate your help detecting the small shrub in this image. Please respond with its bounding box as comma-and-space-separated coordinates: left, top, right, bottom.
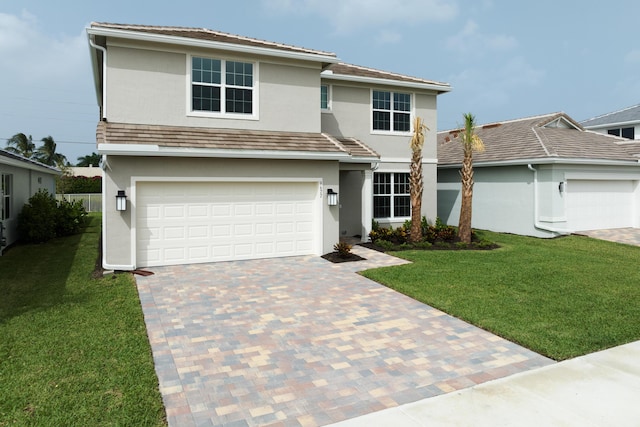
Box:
18, 190, 58, 243
414, 241, 433, 249
476, 239, 496, 249
333, 242, 353, 258
374, 239, 395, 250
455, 241, 468, 249
18, 190, 88, 243
56, 198, 88, 236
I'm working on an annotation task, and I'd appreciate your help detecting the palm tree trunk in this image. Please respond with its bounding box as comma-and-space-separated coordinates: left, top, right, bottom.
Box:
458, 147, 473, 243
409, 148, 423, 243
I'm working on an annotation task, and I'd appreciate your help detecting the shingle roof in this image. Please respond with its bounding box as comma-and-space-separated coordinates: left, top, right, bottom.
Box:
324, 63, 450, 89
437, 112, 640, 166
581, 104, 640, 127
90, 22, 337, 58
96, 122, 379, 160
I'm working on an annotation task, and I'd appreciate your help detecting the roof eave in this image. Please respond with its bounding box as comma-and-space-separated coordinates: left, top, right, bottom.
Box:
437, 157, 640, 168
583, 120, 640, 129
321, 72, 451, 93
98, 143, 350, 161
86, 26, 339, 65
0, 154, 61, 175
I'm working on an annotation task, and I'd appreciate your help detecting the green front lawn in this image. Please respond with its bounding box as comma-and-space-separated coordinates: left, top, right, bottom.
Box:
361, 230, 640, 361
0, 214, 166, 426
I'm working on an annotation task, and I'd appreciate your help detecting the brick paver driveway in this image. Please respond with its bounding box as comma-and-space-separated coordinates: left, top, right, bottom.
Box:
135, 246, 553, 426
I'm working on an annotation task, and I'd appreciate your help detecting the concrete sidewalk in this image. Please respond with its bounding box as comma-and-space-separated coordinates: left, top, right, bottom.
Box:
328, 340, 640, 426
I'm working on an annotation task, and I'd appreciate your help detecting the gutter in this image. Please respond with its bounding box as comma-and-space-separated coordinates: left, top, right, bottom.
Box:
527, 164, 573, 236
88, 34, 107, 119
100, 154, 135, 271
321, 71, 451, 93
97, 143, 351, 161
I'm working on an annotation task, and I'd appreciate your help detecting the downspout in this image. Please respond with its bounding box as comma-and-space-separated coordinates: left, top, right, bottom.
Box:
88, 35, 107, 120
527, 164, 572, 235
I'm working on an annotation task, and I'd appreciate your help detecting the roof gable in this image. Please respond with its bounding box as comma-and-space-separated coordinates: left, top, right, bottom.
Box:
438, 112, 640, 166
581, 104, 640, 128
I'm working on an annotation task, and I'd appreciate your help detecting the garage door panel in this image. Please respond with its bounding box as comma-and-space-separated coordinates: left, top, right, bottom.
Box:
137, 181, 319, 267
566, 180, 635, 231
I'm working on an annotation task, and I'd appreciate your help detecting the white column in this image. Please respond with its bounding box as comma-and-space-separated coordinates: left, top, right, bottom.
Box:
361, 169, 373, 242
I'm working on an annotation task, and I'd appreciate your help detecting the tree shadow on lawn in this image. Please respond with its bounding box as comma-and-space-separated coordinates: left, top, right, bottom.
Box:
0, 225, 93, 323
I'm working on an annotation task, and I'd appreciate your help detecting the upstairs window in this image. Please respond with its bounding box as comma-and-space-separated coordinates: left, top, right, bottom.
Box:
372, 90, 411, 132
1, 174, 12, 220
321, 84, 330, 110
191, 57, 254, 115
607, 127, 635, 139
373, 172, 410, 219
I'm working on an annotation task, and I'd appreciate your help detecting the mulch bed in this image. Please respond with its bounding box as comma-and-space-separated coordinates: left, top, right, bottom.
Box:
321, 252, 366, 263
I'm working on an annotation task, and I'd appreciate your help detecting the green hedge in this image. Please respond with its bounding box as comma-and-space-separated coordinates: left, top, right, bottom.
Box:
18, 190, 88, 243
57, 176, 102, 194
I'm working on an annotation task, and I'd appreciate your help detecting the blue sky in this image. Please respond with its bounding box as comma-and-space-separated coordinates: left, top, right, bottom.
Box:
1, 0, 639, 163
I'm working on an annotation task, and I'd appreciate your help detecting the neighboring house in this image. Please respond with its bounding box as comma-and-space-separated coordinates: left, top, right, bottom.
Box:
87, 23, 450, 269
581, 104, 640, 140
437, 112, 640, 238
69, 166, 103, 178
0, 149, 60, 254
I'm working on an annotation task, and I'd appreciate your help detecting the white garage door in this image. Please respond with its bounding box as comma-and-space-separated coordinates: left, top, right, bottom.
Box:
565, 180, 636, 231
136, 181, 319, 267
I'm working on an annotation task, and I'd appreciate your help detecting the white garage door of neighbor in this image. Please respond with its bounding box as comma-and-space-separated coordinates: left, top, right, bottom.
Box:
136, 181, 319, 267
565, 179, 635, 231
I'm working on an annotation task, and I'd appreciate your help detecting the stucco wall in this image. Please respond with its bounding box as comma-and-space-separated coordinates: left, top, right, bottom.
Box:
320, 82, 439, 160
105, 41, 322, 132
103, 156, 339, 268
438, 165, 552, 238
322, 81, 440, 228
438, 163, 640, 238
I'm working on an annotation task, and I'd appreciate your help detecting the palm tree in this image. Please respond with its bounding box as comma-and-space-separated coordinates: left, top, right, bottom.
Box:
409, 116, 429, 243
5, 133, 36, 158
34, 136, 68, 167
76, 152, 101, 167
457, 113, 485, 244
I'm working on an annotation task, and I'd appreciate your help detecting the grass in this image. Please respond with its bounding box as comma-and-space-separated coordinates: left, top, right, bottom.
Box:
361, 230, 640, 361
0, 214, 166, 426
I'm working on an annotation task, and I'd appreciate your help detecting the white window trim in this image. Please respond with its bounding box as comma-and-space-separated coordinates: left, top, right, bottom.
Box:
321, 84, 331, 112
373, 171, 411, 220
370, 89, 414, 136
1, 174, 12, 221
186, 54, 260, 120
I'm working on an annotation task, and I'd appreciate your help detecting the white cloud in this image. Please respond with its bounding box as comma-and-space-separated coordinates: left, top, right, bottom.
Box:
262, 0, 458, 34
445, 19, 517, 55
447, 56, 545, 113
0, 11, 88, 82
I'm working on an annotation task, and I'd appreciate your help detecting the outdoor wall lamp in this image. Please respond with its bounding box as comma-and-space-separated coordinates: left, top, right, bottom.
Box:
327, 188, 338, 206
559, 181, 565, 193
116, 190, 127, 211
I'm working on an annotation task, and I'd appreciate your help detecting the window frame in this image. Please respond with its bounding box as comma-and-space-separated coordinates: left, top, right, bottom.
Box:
1, 174, 12, 221
320, 84, 331, 112
373, 172, 411, 220
607, 127, 635, 139
371, 90, 413, 135
187, 55, 259, 120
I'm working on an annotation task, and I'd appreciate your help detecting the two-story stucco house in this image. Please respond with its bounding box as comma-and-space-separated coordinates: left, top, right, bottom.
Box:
87, 23, 450, 269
